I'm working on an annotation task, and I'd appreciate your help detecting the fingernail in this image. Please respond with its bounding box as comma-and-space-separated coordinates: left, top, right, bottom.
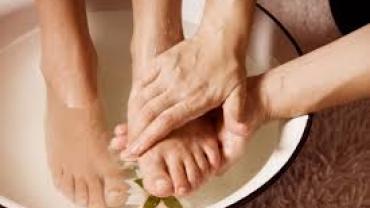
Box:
114, 125, 127, 135
109, 137, 120, 150
129, 142, 141, 154
120, 150, 138, 162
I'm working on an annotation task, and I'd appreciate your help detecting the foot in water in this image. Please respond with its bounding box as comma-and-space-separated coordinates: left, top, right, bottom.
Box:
43, 44, 128, 208
112, 118, 222, 198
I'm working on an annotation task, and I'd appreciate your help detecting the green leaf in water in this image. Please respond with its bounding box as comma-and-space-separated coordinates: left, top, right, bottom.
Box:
162, 196, 183, 208
134, 178, 183, 208
144, 195, 161, 208
134, 178, 144, 188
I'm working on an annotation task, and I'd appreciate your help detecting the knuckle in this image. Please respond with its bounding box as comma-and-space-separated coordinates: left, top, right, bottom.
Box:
158, 113, 175, 127
141, 107, 156, 123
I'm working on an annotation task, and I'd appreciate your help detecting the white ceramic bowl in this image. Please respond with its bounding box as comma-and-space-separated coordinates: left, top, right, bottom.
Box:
0, 1, 311, 208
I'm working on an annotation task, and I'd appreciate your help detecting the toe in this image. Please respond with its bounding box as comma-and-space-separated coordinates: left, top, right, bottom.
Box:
74, 178, 88, 206
104, 174, 128, 207
202, 139, 222, 172
50, 167, 63, 190
140, 154, 173, 197
184, 156, 202, 190
60, 172, 75, 202
165, 156, 191, 196
192, 145, 211, 176
87, 176, 106, 208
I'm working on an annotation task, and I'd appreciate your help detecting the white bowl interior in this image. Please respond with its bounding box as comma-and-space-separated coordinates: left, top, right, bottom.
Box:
0, 1, 309, 208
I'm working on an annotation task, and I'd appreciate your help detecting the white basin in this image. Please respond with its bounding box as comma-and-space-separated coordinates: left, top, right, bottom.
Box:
0, 1, 311, 208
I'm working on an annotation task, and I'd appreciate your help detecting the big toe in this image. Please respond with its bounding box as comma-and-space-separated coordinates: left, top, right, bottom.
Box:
165, 157, 191, 196
140, 155, 173, 197
104, 174, 128, 207
87, 176, 106, 208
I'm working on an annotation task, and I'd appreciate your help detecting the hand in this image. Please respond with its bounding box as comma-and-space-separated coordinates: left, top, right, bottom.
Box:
125, 33, 247, 158
215, 76, 270, 173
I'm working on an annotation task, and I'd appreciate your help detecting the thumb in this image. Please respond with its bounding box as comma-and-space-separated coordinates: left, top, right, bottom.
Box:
217, 122, 249, 176
222, 81, 249, 137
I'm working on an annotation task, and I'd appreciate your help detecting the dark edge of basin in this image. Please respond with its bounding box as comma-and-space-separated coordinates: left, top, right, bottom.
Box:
228, 3, 313, 208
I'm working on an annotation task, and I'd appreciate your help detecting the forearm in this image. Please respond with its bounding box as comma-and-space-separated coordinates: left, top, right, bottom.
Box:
198, 0, 255, 58
131, 0, 183, 74
261, 24, 370, 118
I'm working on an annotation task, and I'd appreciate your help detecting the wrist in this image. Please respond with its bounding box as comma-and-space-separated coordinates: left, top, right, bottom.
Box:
258, 69, 300, 119
131, 0, 183, 65
130, 28, 183, 64
130, 29, 183, 81
197, 0, 255, 60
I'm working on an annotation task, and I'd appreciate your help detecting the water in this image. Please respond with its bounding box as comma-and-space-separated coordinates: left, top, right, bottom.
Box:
0, 10, 282, 208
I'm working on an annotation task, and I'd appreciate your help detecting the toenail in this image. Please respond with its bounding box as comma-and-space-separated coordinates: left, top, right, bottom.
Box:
76, 199, 87, 207
106, 190, 125, 205
155, 179, 171, 192
120, 151, 138, 162
108, 190, 123, 197
177, 187, 188, 195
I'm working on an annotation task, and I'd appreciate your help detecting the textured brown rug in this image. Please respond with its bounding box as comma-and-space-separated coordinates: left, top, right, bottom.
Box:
245, 100, 370, 208
244, 1, 370, 207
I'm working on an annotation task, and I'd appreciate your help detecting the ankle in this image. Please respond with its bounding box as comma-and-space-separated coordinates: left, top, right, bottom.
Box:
41, 40, 99, 108
130, 34, 183, 84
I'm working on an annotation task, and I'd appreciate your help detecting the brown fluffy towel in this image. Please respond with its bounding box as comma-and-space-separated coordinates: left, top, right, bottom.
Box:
245, 99, 370, 208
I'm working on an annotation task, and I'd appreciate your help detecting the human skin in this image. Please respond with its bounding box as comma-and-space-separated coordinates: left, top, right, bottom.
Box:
124, 0, 256, 159
259, 24, 370, 119
222, 25, 370, 154
124, 0, 222, 197
230, 24, 370, 138
116, 24, 370, 179
35, 0, 129, 207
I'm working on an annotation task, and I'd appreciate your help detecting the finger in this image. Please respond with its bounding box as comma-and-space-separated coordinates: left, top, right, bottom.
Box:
222, 82, 249, 137
114, 124, 127, 136
217, 124, 248, 176
128, 91, 176, 144
127, 81, 165, 121
125, 93, 219, 158
109, 136, 127, 151
131, 81, 166, 115
136, 65, 160, 88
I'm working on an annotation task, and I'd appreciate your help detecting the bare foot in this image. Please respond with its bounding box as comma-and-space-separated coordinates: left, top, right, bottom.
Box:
112, 118, 222, 197
43, 46, 128, 208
